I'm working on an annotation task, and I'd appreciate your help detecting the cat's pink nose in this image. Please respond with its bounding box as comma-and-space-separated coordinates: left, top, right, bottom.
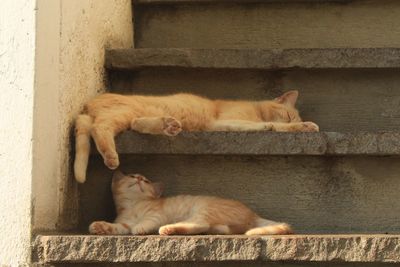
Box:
135, 175, 144, 181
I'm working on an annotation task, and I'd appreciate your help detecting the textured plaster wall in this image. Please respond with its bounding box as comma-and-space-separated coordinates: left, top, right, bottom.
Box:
33, 0, 134, 231
0, 0, 36, 265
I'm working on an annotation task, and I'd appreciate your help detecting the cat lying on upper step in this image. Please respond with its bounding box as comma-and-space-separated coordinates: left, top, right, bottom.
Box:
74, 91, 319, 183
89, 171, 293, 236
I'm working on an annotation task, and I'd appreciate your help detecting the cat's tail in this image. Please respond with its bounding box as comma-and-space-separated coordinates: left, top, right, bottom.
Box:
245, 218, 293, 235
74, 114, 93, 183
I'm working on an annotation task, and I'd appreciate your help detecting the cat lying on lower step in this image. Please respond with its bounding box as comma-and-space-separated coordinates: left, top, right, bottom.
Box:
74, 91, 319, 183
89, 171, 293, 236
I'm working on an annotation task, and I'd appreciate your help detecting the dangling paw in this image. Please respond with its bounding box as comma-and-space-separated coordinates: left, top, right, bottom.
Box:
104, 151, 119, 170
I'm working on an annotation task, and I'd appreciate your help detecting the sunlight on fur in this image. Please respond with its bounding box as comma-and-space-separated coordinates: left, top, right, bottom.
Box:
74, 91, 319, 183
88, 171, 293, 236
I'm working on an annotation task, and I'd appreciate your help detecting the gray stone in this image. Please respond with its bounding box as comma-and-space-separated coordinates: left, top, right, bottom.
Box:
90, 132, 400, 156
133, 2, 400, 49
134, 0, 352, 4
33, 235, 400, 264
105, 48, 400, 71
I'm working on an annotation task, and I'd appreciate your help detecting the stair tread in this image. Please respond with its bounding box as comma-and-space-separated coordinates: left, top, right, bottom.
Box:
106, 48, 400, 70
134, 0, 352, 3
90, 131, 400, 155
34, 234, 400, 263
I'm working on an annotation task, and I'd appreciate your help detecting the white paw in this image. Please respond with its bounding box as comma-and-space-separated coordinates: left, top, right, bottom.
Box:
89, 221, 113, 235
159, 225, 175, 235
301, 122, 319, 132
104, 151, 119, 170
162, 117, 182, 136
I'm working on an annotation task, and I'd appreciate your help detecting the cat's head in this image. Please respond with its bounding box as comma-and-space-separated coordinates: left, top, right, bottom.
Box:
112, 171, 164, 199
260, 90, 303, 123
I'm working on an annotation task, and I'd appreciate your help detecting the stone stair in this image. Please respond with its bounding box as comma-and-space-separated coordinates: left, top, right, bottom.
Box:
33, 0, 400, 266
34, 235, 400, 264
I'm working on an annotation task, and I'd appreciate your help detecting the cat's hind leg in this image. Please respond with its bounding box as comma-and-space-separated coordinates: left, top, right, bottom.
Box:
245, 218, 293, 235
270, 122, 319, 132
207, 120, 273, 131
159, 222, 210, 235
131, 116, 182, 136
89, 221, 131, 235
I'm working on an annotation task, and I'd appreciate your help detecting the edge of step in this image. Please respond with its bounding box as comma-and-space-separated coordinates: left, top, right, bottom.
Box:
33, 234, 400, 264
133, 0, 355, 4
90, 131, 400, 156
105, 48, 400, 70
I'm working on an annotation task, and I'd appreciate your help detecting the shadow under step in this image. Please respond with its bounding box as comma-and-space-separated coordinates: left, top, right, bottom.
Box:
91, 132, 400, 156
33, 234, 400, 264
106, 48, 400, 71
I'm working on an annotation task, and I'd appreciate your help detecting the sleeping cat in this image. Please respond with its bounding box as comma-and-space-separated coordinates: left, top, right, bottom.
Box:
74, 91, 319, 183
89, 171, 293, 236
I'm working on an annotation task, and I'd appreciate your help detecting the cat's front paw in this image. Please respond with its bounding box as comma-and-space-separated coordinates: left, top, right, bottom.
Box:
89, 221, 114, 235
104, 151, 120, 170
264, 122, 274, 131
300, 122, 319, 132
159, 225, 176, 236
131, 226, 147, 235
162, 117, 182, 136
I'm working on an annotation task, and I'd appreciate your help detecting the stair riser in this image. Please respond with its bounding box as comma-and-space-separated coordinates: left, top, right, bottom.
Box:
80, 155, 400, 234
109, 69, 400, 132
44, 264, 399, 267
134, 1, 400, 49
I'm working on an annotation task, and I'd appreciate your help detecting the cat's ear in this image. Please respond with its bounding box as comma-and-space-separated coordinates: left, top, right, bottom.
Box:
274, 90, 299, 107
152, 182, 164, 198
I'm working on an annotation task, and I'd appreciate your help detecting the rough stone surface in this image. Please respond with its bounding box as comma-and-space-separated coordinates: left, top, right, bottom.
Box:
106, 48, 400, 70
33, 235, 400, 264
134, 0, 352, 3
134, 2, 400, 49
91, 132, 400, 156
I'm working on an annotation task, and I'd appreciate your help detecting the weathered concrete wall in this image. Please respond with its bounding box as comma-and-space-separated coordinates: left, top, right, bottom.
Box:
0, 0, 133, 264
0, 0, 36, 265
33, 0, 134, 232
135, 0, 400, 48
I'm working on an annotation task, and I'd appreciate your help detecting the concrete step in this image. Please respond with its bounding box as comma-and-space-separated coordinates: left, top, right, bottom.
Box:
134, 0, 353, 4
81, 153, 400, 234
133, 0, 400, 49
92, 131, 400, 156
106, 48, 400, 71
33, 234, 400, 264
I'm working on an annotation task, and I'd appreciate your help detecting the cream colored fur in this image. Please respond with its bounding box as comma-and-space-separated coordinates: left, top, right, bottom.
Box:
74, 91, 319, 183
89, 171, 293, 236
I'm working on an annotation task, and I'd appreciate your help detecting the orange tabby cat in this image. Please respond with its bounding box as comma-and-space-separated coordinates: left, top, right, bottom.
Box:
74, 91, 319, 183
89, 171, 293, 236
